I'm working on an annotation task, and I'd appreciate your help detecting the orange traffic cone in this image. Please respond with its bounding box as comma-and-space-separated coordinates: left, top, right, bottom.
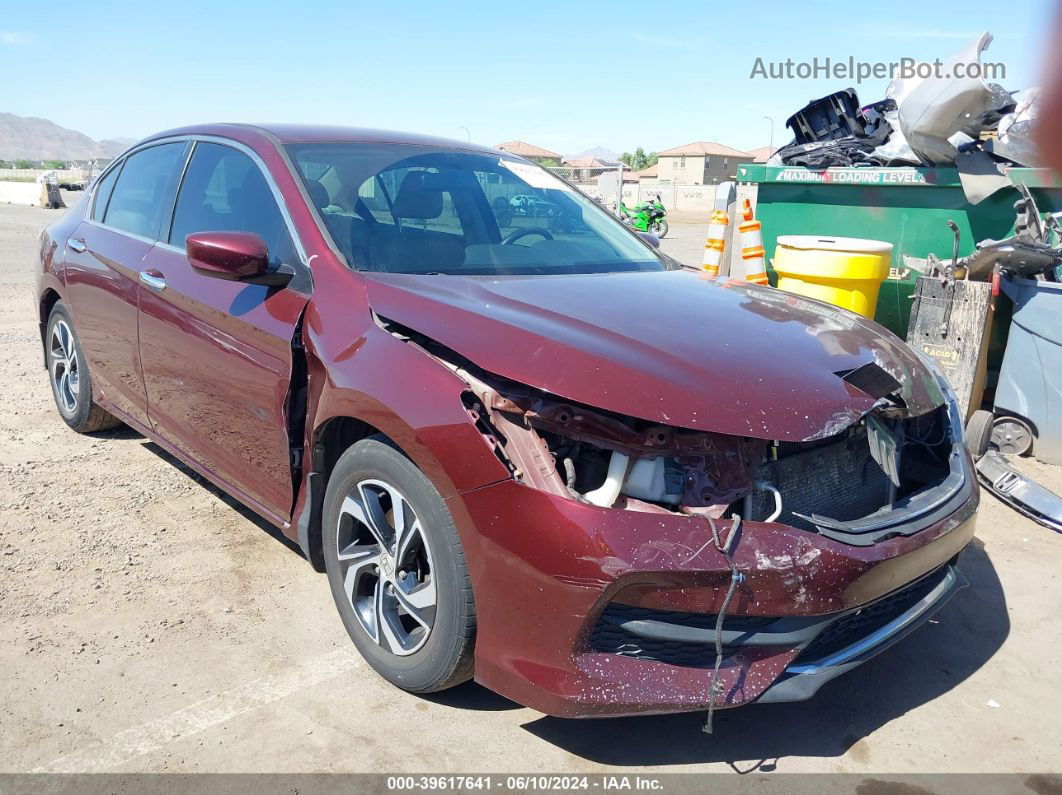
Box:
701, 208, 728, 277
739, 199, 769, 285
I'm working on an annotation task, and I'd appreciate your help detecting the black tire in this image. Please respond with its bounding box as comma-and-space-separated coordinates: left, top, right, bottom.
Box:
965, 409, 994, 460
652, 219, 669, 238
322, 436, 475, 693
46, 302, 122, 433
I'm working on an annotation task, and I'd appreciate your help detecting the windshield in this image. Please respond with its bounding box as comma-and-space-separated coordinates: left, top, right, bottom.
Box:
286, 143, 674, 276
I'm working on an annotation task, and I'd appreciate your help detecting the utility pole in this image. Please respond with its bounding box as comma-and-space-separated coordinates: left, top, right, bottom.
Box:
763, 116, 775, 156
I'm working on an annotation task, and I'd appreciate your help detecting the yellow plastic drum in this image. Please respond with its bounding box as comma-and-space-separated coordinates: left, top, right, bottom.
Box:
773, 235, 893, 317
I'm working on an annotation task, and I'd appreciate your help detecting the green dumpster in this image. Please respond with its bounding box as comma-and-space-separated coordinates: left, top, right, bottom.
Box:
736, 164, 1062, 337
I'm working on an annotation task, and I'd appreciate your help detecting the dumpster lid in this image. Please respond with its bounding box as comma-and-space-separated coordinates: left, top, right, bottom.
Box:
777, 235, 894, 254
737, 163, 1062, 188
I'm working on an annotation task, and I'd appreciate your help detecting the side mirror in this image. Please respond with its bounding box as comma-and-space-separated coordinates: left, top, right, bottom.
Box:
186, 231, 290, 285
636, 231, 660, 249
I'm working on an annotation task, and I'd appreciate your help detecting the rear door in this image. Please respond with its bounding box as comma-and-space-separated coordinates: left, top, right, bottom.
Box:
63, 142, 189, 427
137, 140, 310, 524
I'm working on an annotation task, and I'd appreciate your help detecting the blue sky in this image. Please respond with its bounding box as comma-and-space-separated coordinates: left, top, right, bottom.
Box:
0, 0, 1051, 155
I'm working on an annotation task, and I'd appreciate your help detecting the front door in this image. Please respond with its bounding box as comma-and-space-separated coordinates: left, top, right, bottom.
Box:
136, 141, 310, 524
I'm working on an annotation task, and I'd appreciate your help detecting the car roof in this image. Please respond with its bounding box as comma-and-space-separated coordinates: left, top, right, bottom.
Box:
137, 122, 502, 157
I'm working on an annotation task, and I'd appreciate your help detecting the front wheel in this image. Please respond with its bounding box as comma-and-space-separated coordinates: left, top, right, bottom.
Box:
322, 437, 476, 693
652, 219, 669, 238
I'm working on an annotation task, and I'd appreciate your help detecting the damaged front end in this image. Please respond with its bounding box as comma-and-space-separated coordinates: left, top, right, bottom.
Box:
385, 312, 967, 541
379, 313, 978, 717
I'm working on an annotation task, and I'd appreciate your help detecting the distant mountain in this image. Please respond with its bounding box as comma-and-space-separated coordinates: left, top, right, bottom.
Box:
98, 137, 137, 154
567, 146, 619, 162
0, 113, 134, 161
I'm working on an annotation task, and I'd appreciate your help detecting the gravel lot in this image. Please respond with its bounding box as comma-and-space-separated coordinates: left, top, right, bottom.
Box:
1, 198, 1060, 774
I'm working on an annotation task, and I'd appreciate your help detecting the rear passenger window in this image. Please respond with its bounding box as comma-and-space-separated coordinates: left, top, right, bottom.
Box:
103, 143, 187, 239
169, 142, 294, 264
90, 164, 121, 222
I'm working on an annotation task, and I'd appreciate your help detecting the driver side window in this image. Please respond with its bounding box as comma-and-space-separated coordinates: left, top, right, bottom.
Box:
169, 142, 295, 266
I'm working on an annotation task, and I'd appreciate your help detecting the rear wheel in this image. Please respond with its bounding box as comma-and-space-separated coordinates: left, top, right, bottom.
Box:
322, 437, 475, 692
46, 302, 122, 433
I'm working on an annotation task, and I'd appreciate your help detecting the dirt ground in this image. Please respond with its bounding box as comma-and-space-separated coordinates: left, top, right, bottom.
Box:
0, 198, 1060, 774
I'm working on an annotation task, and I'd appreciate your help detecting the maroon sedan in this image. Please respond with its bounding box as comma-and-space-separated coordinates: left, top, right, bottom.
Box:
35, 124, 977, 718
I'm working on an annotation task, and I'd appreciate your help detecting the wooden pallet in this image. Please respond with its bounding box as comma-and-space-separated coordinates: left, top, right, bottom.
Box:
906, 276, 994, 420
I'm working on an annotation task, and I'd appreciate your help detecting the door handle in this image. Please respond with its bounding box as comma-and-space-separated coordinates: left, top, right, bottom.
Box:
139, 271, 167, 291
68, 239, 86, 253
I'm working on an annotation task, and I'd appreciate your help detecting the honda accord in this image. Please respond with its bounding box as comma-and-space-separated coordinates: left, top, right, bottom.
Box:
35, 124, 978, 718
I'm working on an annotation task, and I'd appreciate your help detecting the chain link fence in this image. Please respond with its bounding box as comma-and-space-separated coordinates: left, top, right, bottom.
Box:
544, 165, 624, 209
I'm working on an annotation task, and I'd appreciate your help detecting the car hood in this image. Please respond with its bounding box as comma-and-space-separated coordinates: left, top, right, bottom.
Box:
362, 269, 944, 442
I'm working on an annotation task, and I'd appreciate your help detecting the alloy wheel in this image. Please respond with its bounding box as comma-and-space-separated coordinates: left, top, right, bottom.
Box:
991, 417, 1034, 456
336, 478, 436, 656
49, 319, 80, 413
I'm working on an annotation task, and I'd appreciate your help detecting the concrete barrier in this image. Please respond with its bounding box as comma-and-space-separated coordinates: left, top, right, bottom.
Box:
0, 180, 65, 208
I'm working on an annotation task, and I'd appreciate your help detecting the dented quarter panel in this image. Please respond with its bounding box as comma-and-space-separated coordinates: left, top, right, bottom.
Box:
363, 271, 945, 442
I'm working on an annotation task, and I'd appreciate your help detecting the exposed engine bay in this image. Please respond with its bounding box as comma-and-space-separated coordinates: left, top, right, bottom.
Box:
378, 314, 958, 541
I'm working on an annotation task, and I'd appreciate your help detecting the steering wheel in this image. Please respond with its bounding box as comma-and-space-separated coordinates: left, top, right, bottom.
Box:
501, 227, 553, 245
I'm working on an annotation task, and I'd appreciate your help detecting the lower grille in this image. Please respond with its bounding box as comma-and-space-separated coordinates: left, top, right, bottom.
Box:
589, 606, 743, 668
589, 565, 950, 669
795, 564, 949, 663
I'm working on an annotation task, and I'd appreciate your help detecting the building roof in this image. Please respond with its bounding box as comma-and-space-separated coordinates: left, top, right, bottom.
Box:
562, 156, 619, 168
746, 146, 777, 163
621, 164, 658, 182
495, 140, 563, 159
657, 141, 753, 158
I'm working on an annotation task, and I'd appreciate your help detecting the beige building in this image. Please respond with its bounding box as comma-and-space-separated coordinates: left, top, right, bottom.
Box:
654, 141, 755, 185
746, 146, 777, 163
624, 164, 658, 184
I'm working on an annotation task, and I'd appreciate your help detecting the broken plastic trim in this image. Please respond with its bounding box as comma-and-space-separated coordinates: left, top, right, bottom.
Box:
374, 311, 764, 513
976, 450, 1062, 533
377, 311, 965, 541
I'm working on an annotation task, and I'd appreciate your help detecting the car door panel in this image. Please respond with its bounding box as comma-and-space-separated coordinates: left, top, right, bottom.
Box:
63, 220, 153, 426
138, 245, 307, 521
137, 141, 310, 523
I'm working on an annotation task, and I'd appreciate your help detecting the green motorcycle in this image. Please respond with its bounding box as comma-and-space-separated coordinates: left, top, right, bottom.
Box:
618, 194, 669, 238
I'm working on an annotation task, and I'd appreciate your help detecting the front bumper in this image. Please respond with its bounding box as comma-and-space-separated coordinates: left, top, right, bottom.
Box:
448, 450, 978, 718
756, 563, 967, 703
